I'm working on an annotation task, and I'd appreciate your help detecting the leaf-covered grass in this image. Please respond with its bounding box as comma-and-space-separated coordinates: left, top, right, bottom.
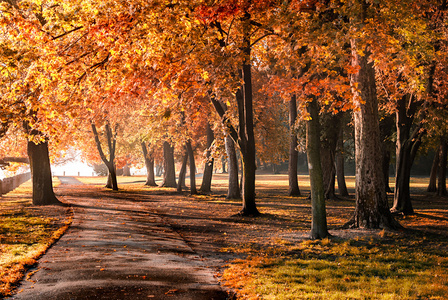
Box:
0, 178, 72, 297
222, 236, 448, 300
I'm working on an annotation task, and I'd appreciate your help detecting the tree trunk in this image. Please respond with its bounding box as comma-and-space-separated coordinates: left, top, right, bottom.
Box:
27, 139, 62, 205
226, 136, 241, 199
208, 11, 257, 215
348, 39, 399, 229
161, 141, 176, 188
221, 156, 227, 173
320, 113, 340, 200
177, 147, 188, 192
200, 123, 214, 193
427, 147, 439, 192
288, 94, 301, 196
122, 163, 131, 176
382, 148, 393, 193
437, 137, 447, 196
186, 141, 197, 195
306, 98, 329, 239
141, 142, 157, 186
391, 95, 424, 214
91, 122, 118, 191
336, 126, 349, 196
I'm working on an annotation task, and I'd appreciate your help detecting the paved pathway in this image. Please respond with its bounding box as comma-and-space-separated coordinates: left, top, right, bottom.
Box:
9, 178, 228, 299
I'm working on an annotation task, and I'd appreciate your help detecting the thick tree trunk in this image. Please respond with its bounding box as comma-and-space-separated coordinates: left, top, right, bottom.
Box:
186, 141, 197, 195
161, 141, 176, 188
27, 140, 61, 205
200, 124, 214, 193
336, 126, 349, 196
437, 138, 447, 196
379, 116, 394, 193
428, 147, 439, 192
122, 163, 131, 176
288, 94, 301, 196
141, 142, 157, 186
226, 136, 241, 199
177, 147, 188, 192
306, 98, 329, 239
348, 40, 399, 229
91, 123, 118, 191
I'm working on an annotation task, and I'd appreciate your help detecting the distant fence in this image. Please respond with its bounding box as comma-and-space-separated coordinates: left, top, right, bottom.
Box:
0, 172, 32, 196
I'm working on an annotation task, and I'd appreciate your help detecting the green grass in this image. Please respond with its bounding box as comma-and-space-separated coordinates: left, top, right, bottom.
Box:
223, 238, 448, 300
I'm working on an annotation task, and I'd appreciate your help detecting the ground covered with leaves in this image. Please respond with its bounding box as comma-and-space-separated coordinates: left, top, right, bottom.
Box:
1, 174, 447, 299
0, 180, 72, 297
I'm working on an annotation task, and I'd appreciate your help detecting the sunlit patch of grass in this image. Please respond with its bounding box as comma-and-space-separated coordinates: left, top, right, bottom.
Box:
222, 238, 448, 300
0, 180, 72, 297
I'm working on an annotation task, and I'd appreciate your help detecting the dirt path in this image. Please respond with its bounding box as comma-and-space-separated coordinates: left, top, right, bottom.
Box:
9, 178, 228, 300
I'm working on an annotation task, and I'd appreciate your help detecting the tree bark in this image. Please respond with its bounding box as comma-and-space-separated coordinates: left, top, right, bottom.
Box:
161, 141, 176, 188
186, 140, 197, 195
288, 94, 301, 196
141, 142, 157, 186
306, 98, 329, 239
27, 139, 62, 205
336, 125, 349, 196
348, 38, 399, 229
177, 147, 188, 192
320, 113, 340, 200
200, 123, 214, 193
91, 122, 118, 191
225, 136, 241, 199
221, 156, 227, 173
427, 147, 439, 193
391, 94, 424, 214
437, 137, 447, 196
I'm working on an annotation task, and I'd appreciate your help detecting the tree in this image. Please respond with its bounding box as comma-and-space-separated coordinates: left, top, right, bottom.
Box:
306, 98, 329, 239
200, 123, 214, 193
91, 122, 118, 191
346, 0, 399, 229
141, 142, 157, 186
161, 141, 176, 188
288, 95, 301, 196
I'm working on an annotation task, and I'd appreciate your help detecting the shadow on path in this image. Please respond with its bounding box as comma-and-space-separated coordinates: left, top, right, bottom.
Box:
9, 180, 229, 300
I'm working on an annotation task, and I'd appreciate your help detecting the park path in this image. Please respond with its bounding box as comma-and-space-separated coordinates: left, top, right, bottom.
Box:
9, 177, 228, 300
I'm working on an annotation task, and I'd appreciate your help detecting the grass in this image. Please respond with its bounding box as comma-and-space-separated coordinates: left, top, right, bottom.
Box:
222, 237, 448, 300
0, 178, 72, 297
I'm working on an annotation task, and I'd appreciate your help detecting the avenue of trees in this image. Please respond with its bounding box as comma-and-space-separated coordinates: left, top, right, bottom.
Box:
1, 0, 448, 239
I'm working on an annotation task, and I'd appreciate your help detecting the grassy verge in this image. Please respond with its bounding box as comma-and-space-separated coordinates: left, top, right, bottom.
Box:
0, 179, 72, 297
221, 235, 448, 300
